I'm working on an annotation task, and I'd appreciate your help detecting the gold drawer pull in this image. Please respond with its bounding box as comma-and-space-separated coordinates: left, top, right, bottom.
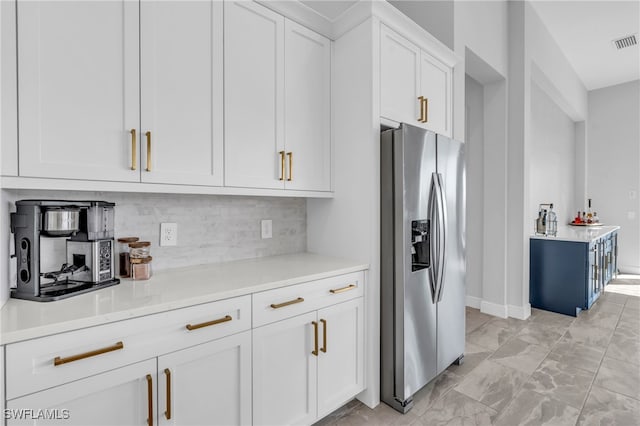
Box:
145, 131, 152, 172
330, 284, 357, 294
279, 151, 286, 181
164, 368, 172, 420
146, 374, 153, 426
186, 315, 232, 331
270, 297, 304, 309
287, 151, 293, 181
320, 318, 327, 353
130, 129, 137, 170
311, 321, 319, 356
53, 341, 124, 366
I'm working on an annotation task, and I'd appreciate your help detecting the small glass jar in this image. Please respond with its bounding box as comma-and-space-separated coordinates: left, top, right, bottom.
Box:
131, 256, 153, 280
129, 241, 151, 259
117, 237, 139, 278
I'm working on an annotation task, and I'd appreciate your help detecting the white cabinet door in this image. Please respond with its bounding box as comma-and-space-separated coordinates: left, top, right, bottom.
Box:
6, 359, 156, 426
140, 0, 223, 186
253, 311, 317, 426
157, 331, 251, 426
284, 20, 331, 192
317, 298, 365, 418
224, 1, 285, 189
380, 24, 421, 127
420, 51, 451, 136
17, 1, 140, 182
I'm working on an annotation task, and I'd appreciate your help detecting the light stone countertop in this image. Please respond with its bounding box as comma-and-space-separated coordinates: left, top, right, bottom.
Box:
530, 225, 620, 243
0, 253, 368, 345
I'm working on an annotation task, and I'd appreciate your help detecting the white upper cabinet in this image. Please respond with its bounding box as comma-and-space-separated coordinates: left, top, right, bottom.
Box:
380, 24, 452, 136
380, 25, 421, 127
17, 1, 140, 181
140, 0, 224, 186
224, 1, 285, 189
420, 50, 451, 136
9, 0, 333, 195
284, 20, 331, 192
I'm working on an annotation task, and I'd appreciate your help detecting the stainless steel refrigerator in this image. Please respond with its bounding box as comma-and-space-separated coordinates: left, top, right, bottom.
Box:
380, 123, 466, 413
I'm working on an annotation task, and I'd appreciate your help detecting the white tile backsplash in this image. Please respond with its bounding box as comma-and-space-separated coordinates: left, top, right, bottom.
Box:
2, 190, 306, 291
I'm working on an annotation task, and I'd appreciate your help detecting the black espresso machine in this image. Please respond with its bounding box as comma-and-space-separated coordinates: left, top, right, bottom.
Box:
10, 200, 120, 301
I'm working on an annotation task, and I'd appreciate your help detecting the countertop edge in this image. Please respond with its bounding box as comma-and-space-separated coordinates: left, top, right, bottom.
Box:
0, 257, 369, 345
530, 225, 620, 243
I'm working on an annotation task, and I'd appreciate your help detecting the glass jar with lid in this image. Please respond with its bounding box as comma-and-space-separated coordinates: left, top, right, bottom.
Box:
129, 241, 151, 259
117, 237, 139, 277
131, 256, 152, 280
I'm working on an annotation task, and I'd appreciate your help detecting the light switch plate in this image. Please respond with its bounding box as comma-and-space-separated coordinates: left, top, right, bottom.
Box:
628, 211, 636, 220
261, 220, 272, 239
160, 223, 178, 246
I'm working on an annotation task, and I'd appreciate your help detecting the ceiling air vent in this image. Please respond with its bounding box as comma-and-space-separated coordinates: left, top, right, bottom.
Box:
612, 34, 638, 50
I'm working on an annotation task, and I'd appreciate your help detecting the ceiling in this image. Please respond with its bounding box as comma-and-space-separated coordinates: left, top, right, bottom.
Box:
530, 1, 640, 91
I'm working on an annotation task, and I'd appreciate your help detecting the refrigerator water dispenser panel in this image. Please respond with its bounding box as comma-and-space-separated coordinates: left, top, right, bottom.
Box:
411, 220, 430, 271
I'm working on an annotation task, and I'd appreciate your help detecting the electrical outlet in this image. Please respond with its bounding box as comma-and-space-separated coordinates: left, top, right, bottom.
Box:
160, 223, 178, 246
261, 220, 272, 239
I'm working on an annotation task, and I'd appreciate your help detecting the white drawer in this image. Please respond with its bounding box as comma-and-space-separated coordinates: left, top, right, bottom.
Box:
5, 295, 251, 400
252, 271, 364, 328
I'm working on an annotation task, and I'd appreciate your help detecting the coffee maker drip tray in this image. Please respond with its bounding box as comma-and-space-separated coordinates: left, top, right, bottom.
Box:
11, 278, 120, 302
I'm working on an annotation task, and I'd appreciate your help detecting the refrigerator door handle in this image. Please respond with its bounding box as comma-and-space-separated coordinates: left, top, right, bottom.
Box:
435, 173, 447, 302
427, 173, 438, 303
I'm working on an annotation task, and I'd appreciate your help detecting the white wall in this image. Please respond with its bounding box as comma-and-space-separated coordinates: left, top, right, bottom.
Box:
529, 81, 576, 225
1, 190, 307, 305
587, 80, 640, 273
389, 1, 454, 50
505, 1, 588, 315
464, 75, 484, 301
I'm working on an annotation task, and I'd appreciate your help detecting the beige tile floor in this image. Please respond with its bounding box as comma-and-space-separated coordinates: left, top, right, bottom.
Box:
314, 275, 640, 426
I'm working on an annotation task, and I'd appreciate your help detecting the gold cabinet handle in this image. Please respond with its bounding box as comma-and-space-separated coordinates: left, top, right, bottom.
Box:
270, 297, 304, 309
418, 96, 425, 122
145, 131, 152, 171
53, 341, 124, 366
423, 97, 429, 123
320, 318, 327, 353
164, 368, 172, 420
130, 129, 137, 170
329, 284, 357, 294
146, 374, 153, 426
186, 315, 232, 331
287, 152, 293, 181
311, 321, 319, 356
279, 151, 286, 181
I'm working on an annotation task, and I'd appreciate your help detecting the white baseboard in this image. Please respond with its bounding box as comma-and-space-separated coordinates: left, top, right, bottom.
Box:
469, 297, 532, 320
508, 303, 532, 320
480, 300, 508, 318
465, 295, 482, 309
619, 265, 640, 275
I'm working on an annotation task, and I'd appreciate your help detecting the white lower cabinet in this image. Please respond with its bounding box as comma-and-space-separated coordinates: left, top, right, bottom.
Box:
253, 311, 318, 426
158, 331, 252, 426
2, 272, 367, 426
7, 359, 157, 426
253, 297, 365, 426
317, 298, 365, 418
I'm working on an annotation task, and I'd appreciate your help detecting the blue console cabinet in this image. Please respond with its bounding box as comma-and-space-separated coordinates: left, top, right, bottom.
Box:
530, 229, 618, 317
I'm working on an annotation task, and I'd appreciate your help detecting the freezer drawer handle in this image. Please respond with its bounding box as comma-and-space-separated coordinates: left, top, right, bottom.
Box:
53, 341, 124, 366
186, 315, 232, 331
329, 284, 356, 294
270, 297, 304, 309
